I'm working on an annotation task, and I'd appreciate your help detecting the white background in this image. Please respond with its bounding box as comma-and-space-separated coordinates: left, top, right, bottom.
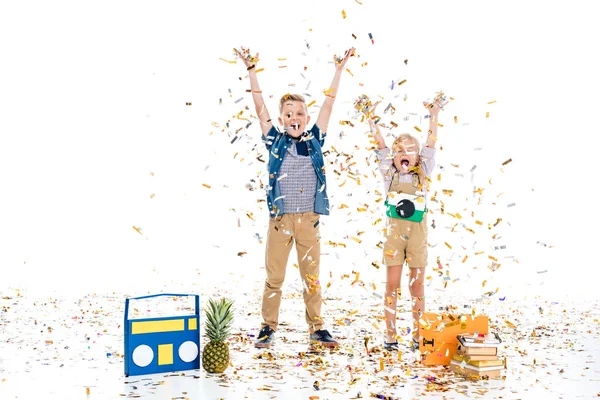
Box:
1, 0, 599, 300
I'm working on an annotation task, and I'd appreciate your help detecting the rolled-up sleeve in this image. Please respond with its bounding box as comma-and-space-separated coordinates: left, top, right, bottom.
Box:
420, 146, 436, 178
375, 147, 394, 186
263, 126, 279, 151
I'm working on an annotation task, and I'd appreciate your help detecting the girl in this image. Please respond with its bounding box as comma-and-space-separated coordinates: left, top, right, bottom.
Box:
368, 95, 445, 350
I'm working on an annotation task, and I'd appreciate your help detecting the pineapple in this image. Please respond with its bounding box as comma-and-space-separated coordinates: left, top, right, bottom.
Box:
202, 298, 234, 373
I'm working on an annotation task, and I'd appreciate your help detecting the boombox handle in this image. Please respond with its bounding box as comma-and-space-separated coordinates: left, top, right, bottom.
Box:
124, 293, 200, 324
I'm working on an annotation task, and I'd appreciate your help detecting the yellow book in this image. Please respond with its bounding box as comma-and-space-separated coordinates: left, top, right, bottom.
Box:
452, 354, 504, 368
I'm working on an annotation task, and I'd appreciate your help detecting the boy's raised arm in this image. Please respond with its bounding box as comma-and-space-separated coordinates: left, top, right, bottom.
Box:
235, 48, 272, 138
316, 47, 355, 134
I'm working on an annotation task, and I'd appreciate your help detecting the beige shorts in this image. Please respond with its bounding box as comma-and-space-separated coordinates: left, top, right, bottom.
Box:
382, 215, 428, 268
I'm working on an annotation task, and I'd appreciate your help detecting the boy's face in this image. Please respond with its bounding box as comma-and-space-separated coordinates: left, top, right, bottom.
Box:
278, 100, 310, 138
393, 138, 419, 172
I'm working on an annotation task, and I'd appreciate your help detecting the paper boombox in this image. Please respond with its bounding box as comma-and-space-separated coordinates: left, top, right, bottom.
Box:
385, 192, 427, 222
124, 293, 200, 377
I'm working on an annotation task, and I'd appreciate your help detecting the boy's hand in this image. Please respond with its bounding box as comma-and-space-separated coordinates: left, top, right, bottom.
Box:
333, 47, 356, 71
234, 47, 259, 69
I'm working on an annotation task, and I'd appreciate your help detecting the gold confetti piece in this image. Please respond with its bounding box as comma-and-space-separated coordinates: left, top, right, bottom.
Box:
132, 226, 142, 235
202, 183, 211, 189
219, 58, 237, 64
482, 280, 487, 287
502, 158, 512, 166
398, 79, 407, 85
454, 116, 458, 123
86, 388, 90, 395
505, 320, 517, 329
351, 272, 360, 284
486, 111, 490, 118
475, 220, 483, 225
350, 236, 362, 243
307, 100, 316, 107
255, 68, 264, 73
342, 9, 347, 18
277, 57, 287, 61
488, 255, 498, 261
246, 212, 255, 220
462, 255, 468, 263
445, 242, 452, 249
371, 262, 380, 269
185, 102, 192, 106
346, 68, 353, 76
488, 100, 497, 104
437, 173, 441, 181
414, 126, 422, 132
150, 171, 155, 176
380, 358, 384, 371
149, 193, 155, 199
493, 218, 502, 227
372, 218, 381, 225
357, 207, 367, 212
323, 87, 334, 94
278, 65, 287, 68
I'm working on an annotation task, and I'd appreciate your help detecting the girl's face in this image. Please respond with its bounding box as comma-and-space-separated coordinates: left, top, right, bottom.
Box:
278, 101, 310, 138
393, 138, 419, 172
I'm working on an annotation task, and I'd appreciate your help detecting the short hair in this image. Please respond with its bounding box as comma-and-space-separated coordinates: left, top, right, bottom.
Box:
279, 93, 307, 113
392, 134, 421, 154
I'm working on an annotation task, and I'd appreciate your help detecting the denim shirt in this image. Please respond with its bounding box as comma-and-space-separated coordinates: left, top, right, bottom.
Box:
264, 124, 329, 217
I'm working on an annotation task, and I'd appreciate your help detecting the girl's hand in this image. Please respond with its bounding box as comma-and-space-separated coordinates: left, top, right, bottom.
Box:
334, 47, 356, 71
423, 94, 448, 117
234, 47, 259, 69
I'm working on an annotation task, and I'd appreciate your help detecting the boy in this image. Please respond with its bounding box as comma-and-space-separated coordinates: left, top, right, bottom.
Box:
235, 46, 354, 348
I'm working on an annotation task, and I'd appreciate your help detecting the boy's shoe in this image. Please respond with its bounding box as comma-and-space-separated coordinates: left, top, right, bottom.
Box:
254, 326, 275, 348
383, 341, 399, 351
309, 329, 338, 347
411, 337, 420, 351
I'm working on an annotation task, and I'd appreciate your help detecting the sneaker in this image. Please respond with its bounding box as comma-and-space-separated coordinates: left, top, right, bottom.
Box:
383, 341, 399, 351
411, 337, 420, 351
255, 326, 275, 348
309, 329, 338, 347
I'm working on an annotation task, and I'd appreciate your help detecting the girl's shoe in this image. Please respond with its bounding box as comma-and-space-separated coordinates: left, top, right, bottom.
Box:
383, 341, 399, 351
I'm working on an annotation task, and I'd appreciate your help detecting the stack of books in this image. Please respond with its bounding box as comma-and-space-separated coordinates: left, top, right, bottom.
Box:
449, 332, 504, 378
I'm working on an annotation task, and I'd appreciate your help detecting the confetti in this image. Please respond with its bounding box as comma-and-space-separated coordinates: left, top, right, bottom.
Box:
502, 158, 513, 166
342, 10, 347, 19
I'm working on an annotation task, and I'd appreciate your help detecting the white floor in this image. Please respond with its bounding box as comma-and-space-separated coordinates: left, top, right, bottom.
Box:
1, 273, 599, 400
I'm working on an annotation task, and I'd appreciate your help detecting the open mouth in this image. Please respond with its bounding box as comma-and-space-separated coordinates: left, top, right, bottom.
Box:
400, 159, 410, 169
290, 123, 300, 131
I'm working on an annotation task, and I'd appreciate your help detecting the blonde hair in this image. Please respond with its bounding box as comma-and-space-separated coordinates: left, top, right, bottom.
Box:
279, 93, 307, 113
392, 134, 428, 191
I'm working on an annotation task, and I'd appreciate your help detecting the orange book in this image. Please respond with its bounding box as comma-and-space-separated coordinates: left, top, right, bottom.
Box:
455, 350, 499, 361
449, 363, 503, 379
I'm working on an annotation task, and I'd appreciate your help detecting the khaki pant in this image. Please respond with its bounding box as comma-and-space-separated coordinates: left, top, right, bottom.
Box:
383, 215, 428, 267
261, 212, 322, 333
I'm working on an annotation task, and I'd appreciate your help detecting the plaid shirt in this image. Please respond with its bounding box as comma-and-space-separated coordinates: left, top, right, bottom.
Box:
264, 125, 329, 217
